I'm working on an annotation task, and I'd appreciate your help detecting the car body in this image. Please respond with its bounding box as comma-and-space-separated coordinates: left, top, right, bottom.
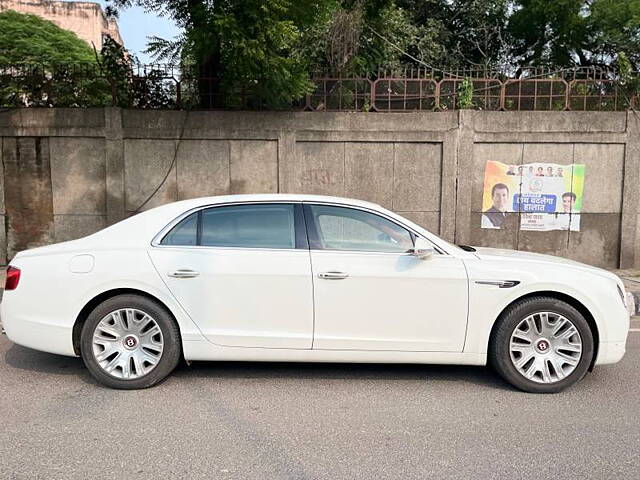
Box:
1, 194, 631, 391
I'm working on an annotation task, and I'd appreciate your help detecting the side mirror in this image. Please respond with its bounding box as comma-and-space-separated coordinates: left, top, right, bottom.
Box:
410, 237, 435, 259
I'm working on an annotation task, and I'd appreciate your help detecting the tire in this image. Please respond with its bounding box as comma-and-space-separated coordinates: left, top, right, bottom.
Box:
489, 296, 594, 393
80, 294, 181, 389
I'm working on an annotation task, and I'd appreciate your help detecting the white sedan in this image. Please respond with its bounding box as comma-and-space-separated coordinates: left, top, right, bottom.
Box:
1, 194, 631, 392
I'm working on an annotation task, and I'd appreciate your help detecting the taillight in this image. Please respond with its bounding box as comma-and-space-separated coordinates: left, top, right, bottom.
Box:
5, 266, 21, 290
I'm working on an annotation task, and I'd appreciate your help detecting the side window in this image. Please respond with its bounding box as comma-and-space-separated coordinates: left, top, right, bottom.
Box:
201, 204, 296, 249
308, 205, 414, 253
160, 212, 198, 246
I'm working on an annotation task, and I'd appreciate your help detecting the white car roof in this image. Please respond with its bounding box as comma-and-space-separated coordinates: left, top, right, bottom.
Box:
162, 193, 383, 211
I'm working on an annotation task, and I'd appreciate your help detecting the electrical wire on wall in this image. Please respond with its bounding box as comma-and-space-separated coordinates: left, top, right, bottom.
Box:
91, 39, 189, 214
131, 109, 190, 213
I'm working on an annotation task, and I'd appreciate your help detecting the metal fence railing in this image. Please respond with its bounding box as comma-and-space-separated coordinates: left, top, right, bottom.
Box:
1, 64, 637, 111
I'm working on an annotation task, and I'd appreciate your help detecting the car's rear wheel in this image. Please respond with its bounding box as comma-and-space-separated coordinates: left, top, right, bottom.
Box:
80, 294, 181, 389
489, 296, 594, 393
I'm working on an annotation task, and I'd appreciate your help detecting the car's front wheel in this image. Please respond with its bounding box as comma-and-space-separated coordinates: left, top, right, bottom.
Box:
489, 296, 594, 393
80, 294, 181, 389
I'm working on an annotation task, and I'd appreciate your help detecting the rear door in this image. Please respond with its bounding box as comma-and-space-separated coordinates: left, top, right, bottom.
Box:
149, 202, 314, 349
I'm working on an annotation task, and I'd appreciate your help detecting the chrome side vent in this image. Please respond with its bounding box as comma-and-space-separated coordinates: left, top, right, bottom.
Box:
475, 280, 521, 288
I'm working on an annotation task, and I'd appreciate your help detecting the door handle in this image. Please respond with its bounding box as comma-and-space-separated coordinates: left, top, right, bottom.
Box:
318, 271, 349, 280
168, 269, 199, 279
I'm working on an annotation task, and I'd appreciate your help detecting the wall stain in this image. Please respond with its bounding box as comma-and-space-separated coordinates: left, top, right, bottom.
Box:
3, 137, 55, 260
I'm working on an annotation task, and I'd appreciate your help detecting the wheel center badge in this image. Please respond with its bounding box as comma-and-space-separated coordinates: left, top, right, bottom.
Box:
537, 339, 549, 352
123, 335, 138, 349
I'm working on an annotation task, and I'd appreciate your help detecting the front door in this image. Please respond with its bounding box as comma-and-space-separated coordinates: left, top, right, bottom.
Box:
149, 203, 314, 349
305, 204, 468, 352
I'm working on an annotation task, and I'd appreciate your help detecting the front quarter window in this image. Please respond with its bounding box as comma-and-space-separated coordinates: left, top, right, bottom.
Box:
308, 205, 414, 253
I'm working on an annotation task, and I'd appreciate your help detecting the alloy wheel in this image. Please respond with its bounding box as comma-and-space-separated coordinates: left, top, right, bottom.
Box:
509, 311, 583, 384
91, 308, 164, 380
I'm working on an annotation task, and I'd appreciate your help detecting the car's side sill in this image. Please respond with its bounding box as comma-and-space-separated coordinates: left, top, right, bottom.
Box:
182, 340, 486, 366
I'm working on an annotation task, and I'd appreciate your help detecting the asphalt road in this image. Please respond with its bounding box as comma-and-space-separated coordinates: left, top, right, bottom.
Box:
1, 324, 639, 480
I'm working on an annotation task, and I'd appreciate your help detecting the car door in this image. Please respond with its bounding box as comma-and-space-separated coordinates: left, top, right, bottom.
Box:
149, 202, 314, 349
305, 203, 468, 352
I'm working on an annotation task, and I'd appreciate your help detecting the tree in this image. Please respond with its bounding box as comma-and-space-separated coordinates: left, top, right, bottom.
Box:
0, 10, 111, 107
0, 10, 96, 64
292, 0, 513, 76
107, 0, 329, 108
508, 0, 590, 67
297, 1, 420, 76
508, 0, 640, 70
7, 0, 628, 110
589, 0, 640, 70
396, 0, 511, 71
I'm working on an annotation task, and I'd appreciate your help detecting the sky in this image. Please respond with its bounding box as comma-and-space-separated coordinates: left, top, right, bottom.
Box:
66, 1, 180, 64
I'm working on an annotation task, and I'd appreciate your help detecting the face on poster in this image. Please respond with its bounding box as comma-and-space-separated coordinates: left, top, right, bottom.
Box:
481, 161, 585, 231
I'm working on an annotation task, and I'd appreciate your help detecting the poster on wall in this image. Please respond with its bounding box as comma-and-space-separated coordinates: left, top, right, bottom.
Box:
481, 161, 585, 231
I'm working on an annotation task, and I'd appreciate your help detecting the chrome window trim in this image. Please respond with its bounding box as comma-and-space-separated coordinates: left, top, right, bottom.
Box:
150, 244, 310, 254
307, 249, 440, 257
150, 199, 447, 255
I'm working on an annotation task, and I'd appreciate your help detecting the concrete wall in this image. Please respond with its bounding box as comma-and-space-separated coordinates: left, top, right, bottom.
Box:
0, 108, 638, 269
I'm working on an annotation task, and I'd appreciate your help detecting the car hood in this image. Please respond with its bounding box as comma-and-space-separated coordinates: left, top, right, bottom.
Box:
473, 246, 583, 266
472, 246, 621, 284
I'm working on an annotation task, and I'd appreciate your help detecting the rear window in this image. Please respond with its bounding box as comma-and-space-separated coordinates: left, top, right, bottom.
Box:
201, 204, 295, 249
159, 204, 296, 249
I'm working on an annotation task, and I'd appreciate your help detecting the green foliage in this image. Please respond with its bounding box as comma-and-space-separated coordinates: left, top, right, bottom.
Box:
98, 37, 182, 109
0, 10, 110, 107
110, 0, 324, 108
105, 0, 640, 109
210, 0, 313, 108
617, 52, 640, 108
618, 52, 633, 81
145, 34, 187, 66
0, 10, 95, 64
509, 0, 640, 69
0, 18, 176, 108
351, 3, 418, 74
457, 78, 474, 109
5, 1, 640, 110
395, 0, 511, 70
590, 0, 640, 69
99, 36, 133, 103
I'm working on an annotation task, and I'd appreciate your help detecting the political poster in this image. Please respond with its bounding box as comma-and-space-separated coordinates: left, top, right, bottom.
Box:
481, 161, 585, 231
